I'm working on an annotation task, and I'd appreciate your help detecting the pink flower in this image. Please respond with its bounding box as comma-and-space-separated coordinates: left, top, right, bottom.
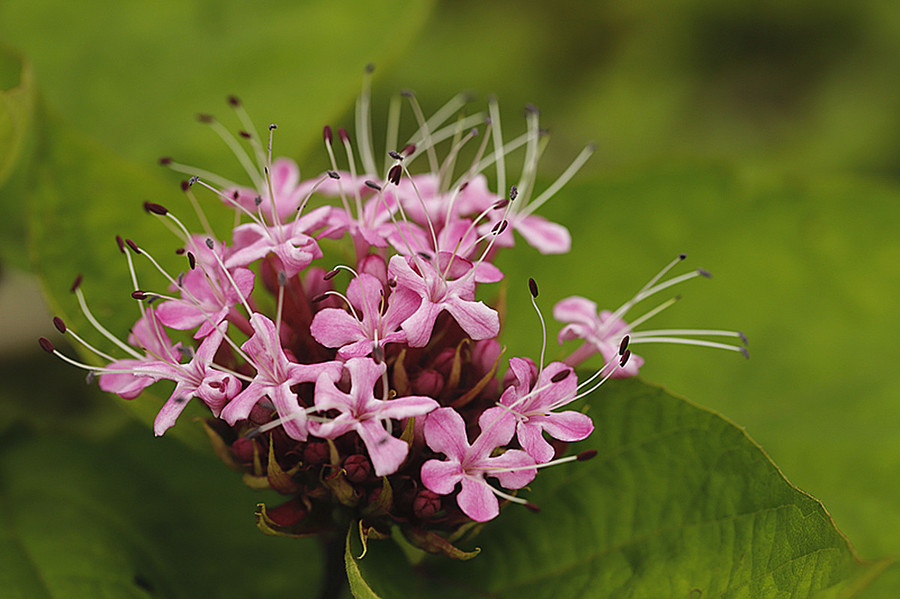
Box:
496, 358, 593, 463
140, 327, 242, 436
98, 309, 182, 399
225, 206, 331, 278
220, 313, 341, 440
421, 407, 536, 522
554, 296, 645, 377
388, 253, 500, 347
310, 357, 438, 476
156, 241, 255, 339
309, 272, 418, 359
225, 158, 347, 223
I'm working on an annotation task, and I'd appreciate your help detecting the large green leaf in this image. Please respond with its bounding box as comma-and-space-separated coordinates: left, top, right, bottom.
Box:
0, 425, 322, 598
490, 165, 900, 598
0, 44, 35, 266
0, 0, 433, 172
350, 379, 889, 598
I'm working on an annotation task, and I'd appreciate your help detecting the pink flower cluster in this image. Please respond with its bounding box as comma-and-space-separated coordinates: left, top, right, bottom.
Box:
42, 86, 746, 549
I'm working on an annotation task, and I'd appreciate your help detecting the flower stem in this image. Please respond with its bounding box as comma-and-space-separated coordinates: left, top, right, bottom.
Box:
318, 531, 348, 599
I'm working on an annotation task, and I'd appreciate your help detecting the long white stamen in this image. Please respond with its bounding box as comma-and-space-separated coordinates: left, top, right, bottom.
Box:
606, 255, 688, 323
519, 144, 594, 217
486, 485, 530, 505
529, 280, 547, 374
228, 97, 268, 171
404, 91, 440, 174
182, 185, 216, 240
485, 453, 583, 474
516, 106, 541, 205
204, 118, 263, 189
628, 337, 748, 355
338, 131, 364, 215
631, 329, 746, 341
399, 162, 440, 255
161, 159, 237, 190
622, 296, 680, 331
488, 97, 506, 206
61, 327, 118, 363
356, 67, 378, 176
385, 94, 402, 168
405, 114, 484, 168
74, 288, 142, 359
193, 178, 267, 228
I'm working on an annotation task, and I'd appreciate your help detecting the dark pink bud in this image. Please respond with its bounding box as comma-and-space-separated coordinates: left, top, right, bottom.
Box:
344, 454, 371, 483
303, 442, 329, 466
401, 143, 416, 156
70, 274, 83, 293
618, 335, 630, 354
238, 130, 251, 139
264, 498, 307, 528
180, 180, 190, 192
413, 369, 444, 397
231, 437, 257, 463
528, 277, 539, 298
158, 156, 172, 166
115, 235, 125, 254
125, 239, 140, 254
323, 125, 333, 143
338, 127, 350, 143
412, 490, 442, 519
227, 95, 241, 107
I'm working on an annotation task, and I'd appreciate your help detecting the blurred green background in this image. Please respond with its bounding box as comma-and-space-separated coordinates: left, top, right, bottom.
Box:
2, 0, 899, 595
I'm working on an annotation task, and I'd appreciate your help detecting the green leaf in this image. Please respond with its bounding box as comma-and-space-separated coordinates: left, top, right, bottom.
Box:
0, 44, 36, 266
0, 425, 323, 598
493, 165, 900, 598
0, 0, 434, 170
352, 379, 889, 598
347, 528, 383, 599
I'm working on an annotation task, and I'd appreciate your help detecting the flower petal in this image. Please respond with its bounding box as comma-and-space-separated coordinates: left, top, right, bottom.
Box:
457, 476, 499, 522
421, 459, 463, 495
423, 407, 470, 462
356, 420, 410, 477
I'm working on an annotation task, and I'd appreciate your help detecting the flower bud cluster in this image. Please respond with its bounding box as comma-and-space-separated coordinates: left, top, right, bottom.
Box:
42, 83, 746, 556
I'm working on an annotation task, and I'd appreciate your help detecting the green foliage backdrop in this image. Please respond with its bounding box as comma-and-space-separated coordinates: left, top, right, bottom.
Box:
2, 0, 899, 596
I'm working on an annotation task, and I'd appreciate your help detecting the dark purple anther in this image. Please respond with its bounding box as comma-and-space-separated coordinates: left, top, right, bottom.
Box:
53, 317, 66, 334
143, 202, 168, 216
